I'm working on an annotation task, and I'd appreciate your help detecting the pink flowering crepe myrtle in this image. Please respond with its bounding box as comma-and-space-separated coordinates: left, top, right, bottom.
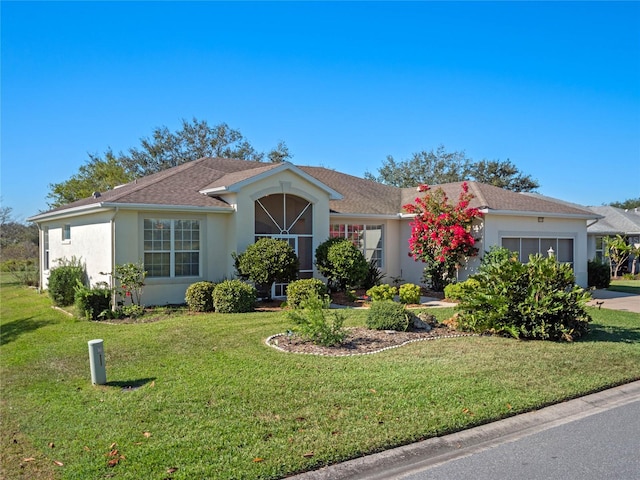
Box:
403, 182, 483, 290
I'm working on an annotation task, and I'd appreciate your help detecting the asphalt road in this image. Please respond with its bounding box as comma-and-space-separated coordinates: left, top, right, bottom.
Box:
402, 398, 640, 480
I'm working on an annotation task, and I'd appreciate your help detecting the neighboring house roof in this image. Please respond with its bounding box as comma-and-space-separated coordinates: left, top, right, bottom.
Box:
586, 206, 640, 235
29, 157, 599, 221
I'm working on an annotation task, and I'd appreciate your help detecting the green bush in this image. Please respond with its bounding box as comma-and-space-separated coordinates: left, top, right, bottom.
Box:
286, 294, 347, 347
185, 281, 216, 312
315, 237, 368, 291
234, 238, 299, 299
588, 260, 611, 289
399, 283, 422, 304
456, 254, 591, 341
286, 278, 328, 309
366, 284, 397, 301
47, 257, 86, 306
74, 283, 112, 321
444, 278, 481, 300
213, 280, 256, 313
366, 301, 410, 331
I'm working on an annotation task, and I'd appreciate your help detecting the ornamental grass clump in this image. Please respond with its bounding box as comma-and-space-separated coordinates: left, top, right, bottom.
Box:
455, 253, 591, 341
286, 294, 347, 347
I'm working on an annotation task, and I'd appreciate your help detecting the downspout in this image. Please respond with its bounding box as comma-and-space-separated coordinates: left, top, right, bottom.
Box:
35, 222, 43, 293
110, 207, 119, 310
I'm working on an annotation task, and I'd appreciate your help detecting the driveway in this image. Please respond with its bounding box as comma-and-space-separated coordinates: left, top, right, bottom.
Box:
587, 289, 640, 313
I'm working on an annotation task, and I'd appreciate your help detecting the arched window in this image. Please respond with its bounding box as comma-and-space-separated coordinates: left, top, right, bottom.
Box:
255, 194, 313, 296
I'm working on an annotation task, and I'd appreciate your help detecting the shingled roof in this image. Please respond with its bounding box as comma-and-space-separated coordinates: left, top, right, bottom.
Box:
587, 206, 640, 235
30, 157, 598, 221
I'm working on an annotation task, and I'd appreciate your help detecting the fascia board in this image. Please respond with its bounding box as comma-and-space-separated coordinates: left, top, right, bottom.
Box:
28, 202, 233, 222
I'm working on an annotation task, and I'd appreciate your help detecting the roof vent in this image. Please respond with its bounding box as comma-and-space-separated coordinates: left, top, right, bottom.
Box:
92, 191, 101, 198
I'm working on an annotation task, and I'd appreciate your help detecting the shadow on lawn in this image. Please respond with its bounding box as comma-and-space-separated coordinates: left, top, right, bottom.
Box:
105, 378, 157, 391
0, 317, 55, 346
583, 324, 640, 344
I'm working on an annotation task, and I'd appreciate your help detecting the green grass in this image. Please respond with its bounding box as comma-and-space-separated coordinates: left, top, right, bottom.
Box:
2, 284, 640, 480
609, 279, 640, 294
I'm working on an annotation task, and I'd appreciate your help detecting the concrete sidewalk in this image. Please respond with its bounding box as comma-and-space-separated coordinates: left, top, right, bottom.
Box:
288, 381, 640, 480
587, 289, 640, 313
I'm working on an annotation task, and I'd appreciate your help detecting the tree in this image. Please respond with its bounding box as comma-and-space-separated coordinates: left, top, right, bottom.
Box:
47, 118, 292, 206
403, 182, 483, 291
604, 235, 632, 278
608, 197, 640, 210
365, 145, 539, 192
364, 145, 472, 187
47, 151, 134, 208
234, 238, 299, 300
471, 159, 539, 192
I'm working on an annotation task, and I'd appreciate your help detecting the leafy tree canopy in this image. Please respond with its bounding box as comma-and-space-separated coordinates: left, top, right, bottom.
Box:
365, 144, 539, 192
47, 118, 292, 207
608, 197, 640, 210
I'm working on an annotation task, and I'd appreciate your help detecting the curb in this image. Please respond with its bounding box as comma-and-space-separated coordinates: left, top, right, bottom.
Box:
287, 380, 640, 480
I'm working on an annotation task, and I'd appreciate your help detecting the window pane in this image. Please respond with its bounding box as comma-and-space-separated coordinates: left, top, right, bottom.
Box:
557, 239, 574, 263
175, 252, 199, 277
521, 238, 539, 262
502, 238, 520, 256
330, 224, 345, 238
287, 196, 312, 234
255, 196, 282, 234
298, 237, 313, 271
145, 252, 170, 277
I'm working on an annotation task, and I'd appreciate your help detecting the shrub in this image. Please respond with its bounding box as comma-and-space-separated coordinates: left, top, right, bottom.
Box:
286, 295, 347, 347
366, 301, 410, 331
234, 238, 299, 299
366, 284, 397, 302
185, 281, 216, 312
399, 283, 422, 304
455, 254, 591, 341
286, 278, 328, 309
588, 260, 611, 289
213, 280, 256, 313
113, 262, 146, 307
361, 258, 385, 289
315, 237, 368, 291
444, 278, 481, 301
48, 257, 86, 306
74, 282, 112, 320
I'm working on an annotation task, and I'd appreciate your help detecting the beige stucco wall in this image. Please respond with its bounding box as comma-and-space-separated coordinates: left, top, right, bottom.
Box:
483, 214, 589, 287
39, 210, 114, 289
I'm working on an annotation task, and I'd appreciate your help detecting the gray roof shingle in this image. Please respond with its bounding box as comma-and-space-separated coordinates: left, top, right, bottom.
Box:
30, 157, 599, 220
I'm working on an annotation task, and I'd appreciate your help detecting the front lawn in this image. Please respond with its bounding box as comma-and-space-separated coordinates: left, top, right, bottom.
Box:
2, 283, 640, 479
609, 278, 640, 295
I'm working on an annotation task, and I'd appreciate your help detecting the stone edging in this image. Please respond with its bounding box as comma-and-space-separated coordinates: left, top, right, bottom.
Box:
265, 331, 477, 357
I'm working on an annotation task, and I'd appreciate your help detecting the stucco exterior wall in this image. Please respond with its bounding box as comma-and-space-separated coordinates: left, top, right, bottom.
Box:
39, 210, 114, 289
484, 214, 589, 287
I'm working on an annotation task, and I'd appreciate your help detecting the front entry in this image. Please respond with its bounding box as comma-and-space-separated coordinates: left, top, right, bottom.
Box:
255, 193, 313, 298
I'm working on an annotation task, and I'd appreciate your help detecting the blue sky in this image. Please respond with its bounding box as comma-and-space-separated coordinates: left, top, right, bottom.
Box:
2, 1, 639, 221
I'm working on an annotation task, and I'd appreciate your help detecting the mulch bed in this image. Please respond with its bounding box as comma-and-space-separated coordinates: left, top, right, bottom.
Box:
266, 326, 470, 356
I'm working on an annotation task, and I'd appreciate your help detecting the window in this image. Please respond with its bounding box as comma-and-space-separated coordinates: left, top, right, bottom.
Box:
330, 224, 384, 268
502, 237, 574, 267
62, 224, 71, 241
143, 219, 200, 277
43, 227, 50, 270
594, 236, 605, 261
